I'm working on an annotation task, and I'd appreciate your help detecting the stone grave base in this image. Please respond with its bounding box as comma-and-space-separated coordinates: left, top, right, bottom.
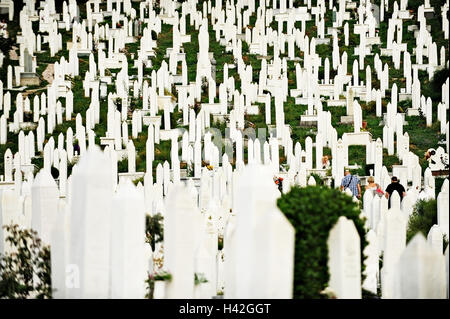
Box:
118, 172, 146, 184
295, 97, 308, 104
172, 75, 183, 83
406, 108, 421, 116
100, 137, 115, 149
346, 163, 362, 170
58, 21, 68, 29
327, 27, 341, 35
328, 99, 346, 107
159, 129, 176, 141
142, 115, 161, 126
398, 10, 413, 19
300, 115, 318, 127
202, 103, 221, 114
366, 37, 381, 45
0, 181, 15, 190
256, 95, 267, 103
19, 122, 38, 130
256, 55, 272, 60
211, 113, 228, 124
316, 38, 330, 45
344, 132, 373, 145
382, 113, 407, 125
246, 105, 259, 115
398, 92, 412, 102
340, 115, 354, 124
20, 73, 40, 86
157, 95, 175, 111
180, 168, 188, 179
380, 48, 393, 56
290, 89, 301, 98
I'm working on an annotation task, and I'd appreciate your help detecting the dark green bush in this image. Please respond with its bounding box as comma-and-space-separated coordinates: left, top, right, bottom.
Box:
430, 68, 449, 101
0, 224, 52, 299
117, 158, 128, 173
277, 186, 367, 299
407, 199, 448, 252
407, 199, 437, 243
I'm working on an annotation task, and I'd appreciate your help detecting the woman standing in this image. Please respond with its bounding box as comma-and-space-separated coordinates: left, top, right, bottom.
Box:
365, 176, 383, 197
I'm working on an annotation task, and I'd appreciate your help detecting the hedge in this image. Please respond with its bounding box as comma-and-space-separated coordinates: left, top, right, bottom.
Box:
277, 185, 368, 299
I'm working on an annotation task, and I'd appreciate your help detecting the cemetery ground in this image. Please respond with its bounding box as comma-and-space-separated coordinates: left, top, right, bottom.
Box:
0, 0, 449, 301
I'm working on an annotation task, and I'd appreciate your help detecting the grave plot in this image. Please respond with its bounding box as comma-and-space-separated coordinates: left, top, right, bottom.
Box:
0, 0, 448, 299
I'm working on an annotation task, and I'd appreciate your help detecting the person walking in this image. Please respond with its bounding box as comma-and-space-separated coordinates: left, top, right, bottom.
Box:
340, 169, 361, 199
365, 176, 383, 196
384, 176, 406, 208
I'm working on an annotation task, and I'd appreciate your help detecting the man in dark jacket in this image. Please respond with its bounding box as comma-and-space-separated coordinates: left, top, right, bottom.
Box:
384, 176, 406, 209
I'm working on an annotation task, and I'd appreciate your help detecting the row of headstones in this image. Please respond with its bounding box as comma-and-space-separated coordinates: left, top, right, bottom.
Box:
235, 0, 449, 131
2, 104, 429, 208
38, 0, 428, 190
8, 0, 448, 126
0, 148, 288, 298
5, 1, 444, 200
361, 181, 449, 298
2, 1, 446, 298
205, 0, 448, 165
0, 142, 364, 299
2, 148, 447, 298
54, 0, 439, 183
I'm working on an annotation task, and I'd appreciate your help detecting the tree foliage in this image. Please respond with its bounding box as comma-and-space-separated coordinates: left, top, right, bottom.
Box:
406, 199, 448, 252
146, 213, 164, 251
277, 186, 367, 299
0, 224, 52, 299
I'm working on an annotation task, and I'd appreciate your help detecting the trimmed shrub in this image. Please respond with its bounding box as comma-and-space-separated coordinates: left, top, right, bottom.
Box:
277, 185, 367, 299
